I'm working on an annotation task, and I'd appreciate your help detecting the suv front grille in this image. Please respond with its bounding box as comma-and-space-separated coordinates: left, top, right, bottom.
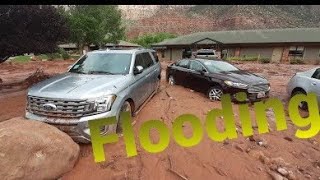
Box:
248, 84, 270, 93
27, 96, 96, 118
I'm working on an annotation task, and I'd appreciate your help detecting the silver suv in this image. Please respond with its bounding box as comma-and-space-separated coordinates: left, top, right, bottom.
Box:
25, 48, 161, 143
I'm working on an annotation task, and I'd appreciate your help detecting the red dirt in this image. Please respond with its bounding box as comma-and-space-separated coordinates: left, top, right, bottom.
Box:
0, 61, 319, 180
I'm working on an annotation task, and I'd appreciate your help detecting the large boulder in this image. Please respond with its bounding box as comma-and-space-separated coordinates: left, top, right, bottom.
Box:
0, 117, 80, 180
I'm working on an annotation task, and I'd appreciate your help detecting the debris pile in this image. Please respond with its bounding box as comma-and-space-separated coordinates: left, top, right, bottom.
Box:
24, 68, 50, 87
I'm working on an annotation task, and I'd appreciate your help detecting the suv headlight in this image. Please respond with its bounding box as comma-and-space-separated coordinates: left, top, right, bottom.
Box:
224, 80, 248, 89
93, 95, 117, 112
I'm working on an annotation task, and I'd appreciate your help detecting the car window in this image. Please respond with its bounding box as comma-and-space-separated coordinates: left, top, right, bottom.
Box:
176, 59, 189, 68
312, 68, 320, 80
203, 60, 239, 73
190, 61, 205, 72
142, 52, 155, 68
134, 54, 146, 69
69, 53, 132, 75
152, 52, 159, 62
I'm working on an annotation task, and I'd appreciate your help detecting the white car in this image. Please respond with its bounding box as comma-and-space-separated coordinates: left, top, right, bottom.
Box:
194, 49, 219, 59
287, 67, 320, 110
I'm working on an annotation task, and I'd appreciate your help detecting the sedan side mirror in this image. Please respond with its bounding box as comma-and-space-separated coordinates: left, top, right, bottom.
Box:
199, 69, 207, 75
134, 65, 144, 75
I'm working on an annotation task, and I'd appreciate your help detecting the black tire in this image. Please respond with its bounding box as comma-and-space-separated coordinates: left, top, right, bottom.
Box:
207, 86, 224, 101
116, 101, 133, 134
291, 90, 308, 111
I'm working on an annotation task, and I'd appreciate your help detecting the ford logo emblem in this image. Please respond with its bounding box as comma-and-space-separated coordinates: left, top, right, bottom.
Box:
42, 103, 57, 111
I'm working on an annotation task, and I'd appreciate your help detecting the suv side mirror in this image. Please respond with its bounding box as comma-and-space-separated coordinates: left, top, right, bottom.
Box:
134, 65, 144, 75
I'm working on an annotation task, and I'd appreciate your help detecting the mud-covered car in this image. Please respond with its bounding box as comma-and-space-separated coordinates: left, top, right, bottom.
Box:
166, 58, 270, 102
287, 67, 320, 110
25, 48, 161, 143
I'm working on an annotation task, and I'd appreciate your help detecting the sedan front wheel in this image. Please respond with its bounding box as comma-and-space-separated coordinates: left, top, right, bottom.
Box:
207, 86, 224, 101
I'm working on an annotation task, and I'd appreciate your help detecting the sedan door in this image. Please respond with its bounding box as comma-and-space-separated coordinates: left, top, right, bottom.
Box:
309, 68, 320, 106
188, 60, 211, 93
173, 59, 190, 87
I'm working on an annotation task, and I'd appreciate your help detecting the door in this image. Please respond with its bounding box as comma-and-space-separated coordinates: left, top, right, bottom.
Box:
141, 52, 158, 97
271, 47, 283, 63
188, 61, 210, 93
173, 59, 190, 86
131, 53, 150, 108
309, 68, 320, 106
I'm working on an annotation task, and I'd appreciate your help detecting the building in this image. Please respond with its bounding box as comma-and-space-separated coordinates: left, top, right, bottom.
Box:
58, 41, 141, 52
152, 28, 320, 63
104, 40, 141, 48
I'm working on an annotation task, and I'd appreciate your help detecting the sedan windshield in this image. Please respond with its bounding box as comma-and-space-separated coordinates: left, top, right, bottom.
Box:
202, 60, 239, 73
69, 53, 132, 75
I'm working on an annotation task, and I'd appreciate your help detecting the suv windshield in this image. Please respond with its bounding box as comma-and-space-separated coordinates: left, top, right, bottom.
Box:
202, 60, 239, 73
69, 53, 132, 75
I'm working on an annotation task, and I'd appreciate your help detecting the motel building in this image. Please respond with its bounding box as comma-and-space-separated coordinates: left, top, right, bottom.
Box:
151, 28, 320, 64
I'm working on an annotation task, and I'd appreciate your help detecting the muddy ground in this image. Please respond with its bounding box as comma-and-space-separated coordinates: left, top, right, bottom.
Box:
0, 60, 319, 180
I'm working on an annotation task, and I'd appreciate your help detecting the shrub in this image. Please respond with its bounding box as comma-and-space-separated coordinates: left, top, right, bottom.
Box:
226, 56, 258, 62
58, 48, 70, 60
290, 58, 305, 64
259, 58, 270, 64
46, 53, 61, 61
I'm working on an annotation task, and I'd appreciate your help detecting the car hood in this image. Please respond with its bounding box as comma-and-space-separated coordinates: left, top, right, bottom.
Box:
209, 70, 269, 85
28, 72, 130, 99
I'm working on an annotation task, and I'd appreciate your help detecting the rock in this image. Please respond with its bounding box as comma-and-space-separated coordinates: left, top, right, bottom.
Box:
277, 167, 289, 176
235, 144, 245, 152
0, 117, 80, 180
268, 171, 287, 180
287, 171, 296, 180
284, 137, 293, 142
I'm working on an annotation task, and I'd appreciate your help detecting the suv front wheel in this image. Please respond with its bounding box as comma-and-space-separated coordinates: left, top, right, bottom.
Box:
116, 101, 133, 134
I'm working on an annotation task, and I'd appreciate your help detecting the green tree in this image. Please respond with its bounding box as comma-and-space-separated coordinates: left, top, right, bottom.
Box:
131, 33, 177, 48
0, 5, 69, 62
67, 5, 125, 53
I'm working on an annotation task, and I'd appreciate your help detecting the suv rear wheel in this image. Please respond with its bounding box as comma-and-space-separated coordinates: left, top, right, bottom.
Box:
208, 86, 224, 101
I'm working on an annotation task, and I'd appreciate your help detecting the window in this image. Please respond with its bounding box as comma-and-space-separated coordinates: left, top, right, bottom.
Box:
134, 54, 146, 69
142, 52, 155, 68
190, 61, 205, 72
152, 52, 159, 62
203, 60, 239, 73
312, 68, 320, 80
176, 59, 189, 68
69, 53, 132, 75
289, 46, 304, 57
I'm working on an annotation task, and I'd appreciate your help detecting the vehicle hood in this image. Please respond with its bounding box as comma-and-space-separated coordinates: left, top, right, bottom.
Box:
28, 72, 131, 99
209, 70, 269, 85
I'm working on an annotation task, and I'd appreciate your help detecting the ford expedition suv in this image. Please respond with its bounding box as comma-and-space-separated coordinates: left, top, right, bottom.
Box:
25, 48, 161, 143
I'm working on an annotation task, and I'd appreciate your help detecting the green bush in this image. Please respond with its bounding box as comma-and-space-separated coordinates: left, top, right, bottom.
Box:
58, 48, 70, 60
226, 56, 258, 62
259, 58, 270, 64
290, 58, 305, 64
46, 53, 61, 61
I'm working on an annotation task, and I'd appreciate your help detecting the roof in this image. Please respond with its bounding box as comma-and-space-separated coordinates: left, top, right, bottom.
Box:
105, 40, 141, 47
152, 28, 320, 46
89, 48, 154, 54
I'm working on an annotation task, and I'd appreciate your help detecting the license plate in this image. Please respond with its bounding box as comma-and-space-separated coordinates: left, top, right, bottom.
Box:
257, 92, 266, 98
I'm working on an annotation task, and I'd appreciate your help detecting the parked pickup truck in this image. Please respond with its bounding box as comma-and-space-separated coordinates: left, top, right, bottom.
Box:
25, 48, 161, 143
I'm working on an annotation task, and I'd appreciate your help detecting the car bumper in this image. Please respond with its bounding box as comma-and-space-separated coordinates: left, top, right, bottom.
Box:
224, 87, 270, 103
25, 109, 119, 143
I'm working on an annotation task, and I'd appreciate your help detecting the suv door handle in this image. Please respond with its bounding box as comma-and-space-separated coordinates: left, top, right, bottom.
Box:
312, 82, 317, 86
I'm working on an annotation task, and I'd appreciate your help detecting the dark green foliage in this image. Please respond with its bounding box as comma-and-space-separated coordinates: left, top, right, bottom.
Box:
0, 5, 70, 59
131, 33, 177, 48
